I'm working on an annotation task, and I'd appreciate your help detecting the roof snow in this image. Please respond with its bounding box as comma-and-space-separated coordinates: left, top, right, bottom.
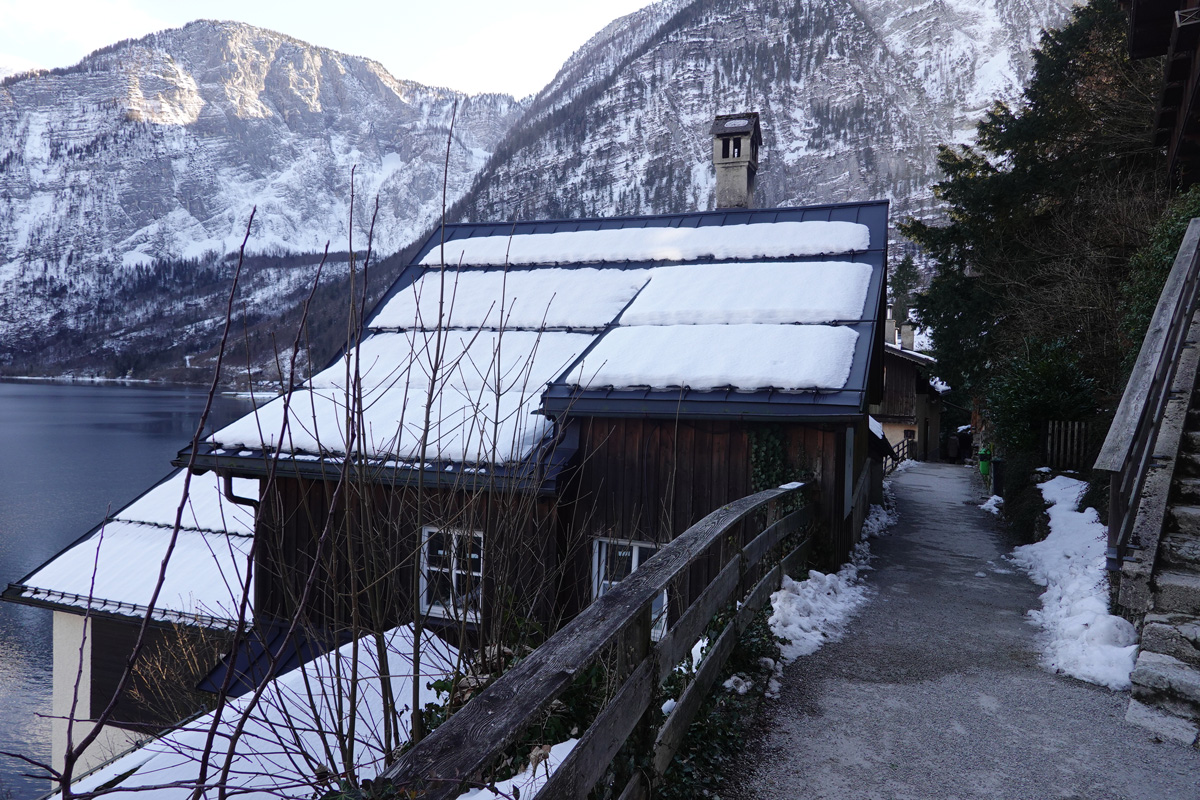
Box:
421, 220, 871, 266
372, 267, 650, 330
209, 209, 883, 464
210, 330, 594, 464
572, 325, 858, 391
62, 625, 458, 800
13, 471, 255, 626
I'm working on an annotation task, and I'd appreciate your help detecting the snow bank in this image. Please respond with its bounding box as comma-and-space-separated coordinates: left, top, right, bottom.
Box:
980, 495, 1003, 515
861, 494, 899, 540
770, 543, 874, 661
1009, 476, 1137, 690
421, 221, 872, 267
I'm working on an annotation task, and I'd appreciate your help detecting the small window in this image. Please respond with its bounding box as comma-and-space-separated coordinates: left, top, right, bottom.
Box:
721, 138, 730, 159
592, 538, 668, 640
903, 429, 915, 440
420, 526, 482, 623
732, 137, 742, 158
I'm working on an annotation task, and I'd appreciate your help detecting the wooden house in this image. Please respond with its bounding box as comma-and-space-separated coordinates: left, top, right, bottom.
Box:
1123, 0, 1200, 183
5, 114, 889, 773
165, 198, 889, 644
871, 341, 945, 461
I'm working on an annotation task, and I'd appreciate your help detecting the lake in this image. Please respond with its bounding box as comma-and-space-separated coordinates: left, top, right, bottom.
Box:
0, 380, 257, 799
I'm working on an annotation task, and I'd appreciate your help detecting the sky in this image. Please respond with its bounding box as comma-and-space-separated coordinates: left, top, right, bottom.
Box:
0, 0, 656, 97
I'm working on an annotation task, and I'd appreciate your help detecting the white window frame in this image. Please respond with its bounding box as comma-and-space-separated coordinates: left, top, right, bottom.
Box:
419, 525, 483, 624
592, 537, 668, 641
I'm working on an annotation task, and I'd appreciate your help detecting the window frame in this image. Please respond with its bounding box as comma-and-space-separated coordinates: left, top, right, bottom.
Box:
591, 537, 668, 641
419, 525, 483, 624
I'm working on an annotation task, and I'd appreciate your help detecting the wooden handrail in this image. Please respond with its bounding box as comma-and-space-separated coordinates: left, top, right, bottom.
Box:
1095, 217, 1200, 569
381, 482, 812, 798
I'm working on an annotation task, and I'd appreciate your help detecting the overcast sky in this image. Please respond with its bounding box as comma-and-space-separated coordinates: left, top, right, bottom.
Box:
0, 0, 656, 97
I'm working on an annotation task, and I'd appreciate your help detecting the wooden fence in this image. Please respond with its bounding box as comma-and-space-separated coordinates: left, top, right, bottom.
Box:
380, 483, 813, 798
1095, 217, 1200, 571
1043, 420, 1090, 471
883, 438, 910, 475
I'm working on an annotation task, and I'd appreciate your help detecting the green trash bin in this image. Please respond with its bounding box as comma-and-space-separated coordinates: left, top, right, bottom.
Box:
978, 446, 992, 478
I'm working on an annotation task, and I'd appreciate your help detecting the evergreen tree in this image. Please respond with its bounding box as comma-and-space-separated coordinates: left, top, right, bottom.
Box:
889, 253, 919, 325
902, 0, 1166, 422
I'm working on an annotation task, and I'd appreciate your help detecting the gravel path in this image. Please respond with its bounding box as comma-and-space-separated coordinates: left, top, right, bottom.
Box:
730, 461, 1200, 800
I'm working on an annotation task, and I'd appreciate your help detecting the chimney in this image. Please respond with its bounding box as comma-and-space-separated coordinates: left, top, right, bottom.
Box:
712, 112, 762, 209
885, 318, 897, 347
900, 322, 915, 351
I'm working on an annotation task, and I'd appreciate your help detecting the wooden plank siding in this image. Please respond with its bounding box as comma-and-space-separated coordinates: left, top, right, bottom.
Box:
568, 417, 849, 578
254, 478, 569, 642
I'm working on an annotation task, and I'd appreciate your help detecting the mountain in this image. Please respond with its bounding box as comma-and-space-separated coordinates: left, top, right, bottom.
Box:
0, 21, 522, 373
456, 0, 1077, 226
0, 2, 1078, 379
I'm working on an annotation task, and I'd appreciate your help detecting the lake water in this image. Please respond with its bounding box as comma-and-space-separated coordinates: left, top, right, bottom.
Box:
0, 381, 256, 799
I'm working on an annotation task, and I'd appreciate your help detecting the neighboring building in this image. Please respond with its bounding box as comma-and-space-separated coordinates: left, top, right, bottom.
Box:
3, 470, 255, 774
1124, 0, 1200, 182
872, 343, 945, 461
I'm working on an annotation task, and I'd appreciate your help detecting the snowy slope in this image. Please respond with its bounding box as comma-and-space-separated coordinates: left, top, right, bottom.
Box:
458, 0, 1077, 224
0, 21, 522, 366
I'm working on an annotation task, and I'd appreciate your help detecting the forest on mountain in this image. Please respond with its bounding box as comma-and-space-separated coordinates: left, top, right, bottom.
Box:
903, 0, 1196, 530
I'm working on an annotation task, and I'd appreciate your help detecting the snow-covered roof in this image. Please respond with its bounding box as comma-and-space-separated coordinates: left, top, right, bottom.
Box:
210, 329, 594, 464
193, 203, 887, 479
6, 471, 255, 627
61, 625, 457, 800
420, 219, 870, 266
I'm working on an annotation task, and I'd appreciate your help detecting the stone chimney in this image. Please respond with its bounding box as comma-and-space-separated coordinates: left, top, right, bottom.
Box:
712, 112, 762, 209
900, 322, 915, 351
885, 318, 897, 347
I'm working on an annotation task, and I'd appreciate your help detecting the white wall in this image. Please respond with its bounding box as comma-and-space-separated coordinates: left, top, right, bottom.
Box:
50, 612, 144, 780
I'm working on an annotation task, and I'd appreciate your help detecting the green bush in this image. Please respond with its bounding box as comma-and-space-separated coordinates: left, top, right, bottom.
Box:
1121, 185, 1200, 365
987, 339, 1097, 453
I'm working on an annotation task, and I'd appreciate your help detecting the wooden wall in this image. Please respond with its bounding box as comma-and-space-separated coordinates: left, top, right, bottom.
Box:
875, 355, 918, 421
565, 417, 850, 594
254, 478, 568, 642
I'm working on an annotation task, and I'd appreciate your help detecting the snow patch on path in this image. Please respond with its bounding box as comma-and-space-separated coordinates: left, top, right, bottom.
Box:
980, 495, 1003, 515
1009, 476, 1138, 690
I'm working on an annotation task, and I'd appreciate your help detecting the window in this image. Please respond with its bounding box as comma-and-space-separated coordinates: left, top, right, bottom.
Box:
420, 526, 482, 623
721, 137, 730, 159
732, 137, 742, 157
592, 538, 668, 640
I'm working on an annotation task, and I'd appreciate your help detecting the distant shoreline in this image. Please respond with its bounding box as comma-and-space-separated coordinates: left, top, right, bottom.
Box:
0, 375, 274, 399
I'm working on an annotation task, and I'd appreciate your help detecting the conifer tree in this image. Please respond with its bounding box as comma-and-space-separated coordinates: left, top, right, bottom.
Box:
902, 0, 1165, 419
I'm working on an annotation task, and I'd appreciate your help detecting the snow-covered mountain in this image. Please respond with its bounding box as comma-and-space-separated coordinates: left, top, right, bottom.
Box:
458, 0, 1077, 224
0, 1, 1077, 377
0, 21, 521, 369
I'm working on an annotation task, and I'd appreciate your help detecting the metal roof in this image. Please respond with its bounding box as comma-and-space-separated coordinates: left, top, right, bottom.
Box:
202, 201, 888, 486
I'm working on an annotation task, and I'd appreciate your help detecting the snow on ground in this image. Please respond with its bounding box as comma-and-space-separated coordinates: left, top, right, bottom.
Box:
1009, 476, 1138, 690
770, 540, 880, 663
862, 480, 899, 539
980, 495, 1003, 515
457, 739, 578, 799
